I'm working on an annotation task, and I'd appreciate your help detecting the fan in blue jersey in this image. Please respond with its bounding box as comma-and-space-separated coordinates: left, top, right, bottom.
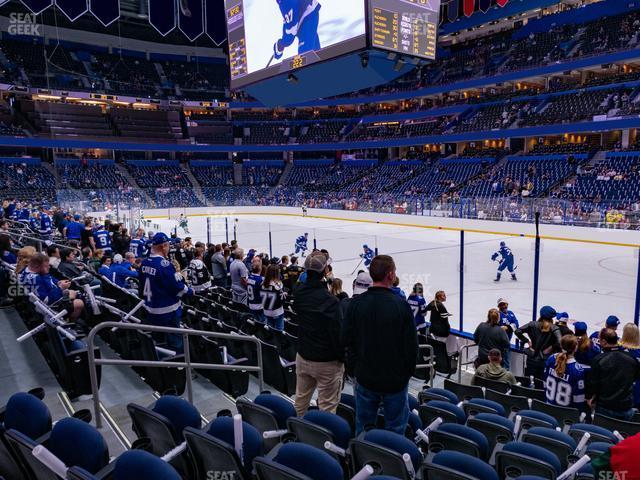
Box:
544, 335, 587, 412
361, 245, 374, 269
247, 260, 265, 324
29, 213, 39, 232
407, 283, 428, 330
37, 207, 52, 241
573, 322, 600, 367
18, 205, 31, 224
98, 256, 113, 278
111, 254, 139, 289
272, 0, 321, 64
93, 225, 112, 254
64, 214, 84, 241
293, 232, 309, 257
139, 232, 193, 353
497, 297, 519, 369
491, 241, 517, 282
590, 315, 620, 347
129, 229, 147, 259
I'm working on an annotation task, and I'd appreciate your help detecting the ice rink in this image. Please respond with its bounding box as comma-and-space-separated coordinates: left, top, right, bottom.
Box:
149, 209, 639, 338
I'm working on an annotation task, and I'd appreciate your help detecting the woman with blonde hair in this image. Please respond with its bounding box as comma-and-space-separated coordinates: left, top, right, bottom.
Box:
16, 246, 36, 274
330, 278, 348, 301
544, 334, 587, 411
620, 323, 640, 408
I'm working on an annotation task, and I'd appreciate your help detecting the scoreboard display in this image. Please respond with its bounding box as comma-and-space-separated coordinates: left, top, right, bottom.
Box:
225, 0, 367, 90
369, 0, 440, 60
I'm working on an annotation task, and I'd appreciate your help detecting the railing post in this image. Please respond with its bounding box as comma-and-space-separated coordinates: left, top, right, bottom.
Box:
225, 217, 229, 244
635, 247, 640, 326
87, 331, 102, 429
532, 212, 541, 323
183, 333, 193, 405
269, 223, 273, 259
459, 230, 464, 333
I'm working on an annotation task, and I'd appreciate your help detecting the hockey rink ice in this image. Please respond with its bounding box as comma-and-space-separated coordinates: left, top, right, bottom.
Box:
149, 209, 640, 338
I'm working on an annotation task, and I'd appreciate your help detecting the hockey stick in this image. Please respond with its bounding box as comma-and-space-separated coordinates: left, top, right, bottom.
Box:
351, 258, 364, 275
266, 54, 275, 68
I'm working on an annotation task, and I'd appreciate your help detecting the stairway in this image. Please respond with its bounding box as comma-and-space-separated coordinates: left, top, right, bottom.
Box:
275, 161, 294, 188
41, 162, 64, 189
181, 163, 207, 205
233, 163, 243, 185
115, 163, 154, 206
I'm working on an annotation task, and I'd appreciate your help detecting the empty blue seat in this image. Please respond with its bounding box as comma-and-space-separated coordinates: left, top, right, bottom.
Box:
517, 410, 559, 430
206, 416, 263, 467
425, 450, 499, 480
466, 398, 506, 417
420, 400, 466, 425
113, 450, 181, 480
255, 442, 343, 480
420, 387, 459, 404
254, 393, 296, 429
303, 410, 352, 449
363, 429, 423, 472
569, 423, 618, 445
151, 395, 201, 443
496, 441, 562, 479
3, 392, 52, 440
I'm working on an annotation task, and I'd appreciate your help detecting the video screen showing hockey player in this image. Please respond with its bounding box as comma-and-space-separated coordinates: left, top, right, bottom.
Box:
243, 0, 366, 74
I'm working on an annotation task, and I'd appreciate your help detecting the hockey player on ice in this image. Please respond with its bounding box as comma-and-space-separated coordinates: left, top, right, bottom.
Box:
272, 0, 321, 64
293, 232, 309, 257
361, 244, 374, 269
492, 241, 517, 282
302, 201, 308, 217
178, 214, 190, 234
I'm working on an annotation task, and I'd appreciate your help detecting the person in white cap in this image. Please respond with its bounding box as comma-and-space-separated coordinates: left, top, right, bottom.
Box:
340, 271, 373, 317
497, 297, 519, 370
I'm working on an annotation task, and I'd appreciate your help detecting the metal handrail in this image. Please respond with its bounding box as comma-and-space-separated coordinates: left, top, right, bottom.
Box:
6, 228, 82, 256
457, 343, 478, 384
416, 344, 435, 388
86, 321, 265, 428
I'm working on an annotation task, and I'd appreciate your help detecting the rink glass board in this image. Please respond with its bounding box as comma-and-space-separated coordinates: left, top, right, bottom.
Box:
368, 0, 440, 60
225, 0, 367, 89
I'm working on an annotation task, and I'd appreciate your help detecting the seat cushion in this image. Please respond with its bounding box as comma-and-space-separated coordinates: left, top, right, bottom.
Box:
304, 410, 352, 449
49, 418, 108, 474
473, 413, 514, 431
4, 392, 51, 439
433, 450, 498, 480
502, 441, 562, 474
570, 424, 618, 444
254, 394, 296, 429
422, 387, 459, 403
468, 398, 507, 417
426, 400, 466, 423
363, 429, 423, 471
517, 410, 559, 429
274, 443, 343, 480
527, 426, 576, 449
152, 395, 201, 441
113, 450, 181, 480
438, 423, 490, 459
207, 416, 263, 467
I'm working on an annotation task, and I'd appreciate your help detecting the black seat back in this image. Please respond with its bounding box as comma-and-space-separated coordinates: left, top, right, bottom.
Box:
184, 427, 248, 480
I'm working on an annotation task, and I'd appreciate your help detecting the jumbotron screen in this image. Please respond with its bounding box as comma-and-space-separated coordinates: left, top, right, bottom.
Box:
225, 0, 367, 89
369, 0, 440, 60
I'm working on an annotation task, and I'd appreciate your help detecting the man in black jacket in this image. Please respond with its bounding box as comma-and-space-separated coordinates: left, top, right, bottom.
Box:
343, 255, 418, 435
293, 251, 344, 417
588, 328, 640, 421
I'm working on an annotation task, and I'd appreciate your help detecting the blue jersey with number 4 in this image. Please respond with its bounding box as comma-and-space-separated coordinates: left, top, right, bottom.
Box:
139, 255, 192, 316
544, 356, 586, 410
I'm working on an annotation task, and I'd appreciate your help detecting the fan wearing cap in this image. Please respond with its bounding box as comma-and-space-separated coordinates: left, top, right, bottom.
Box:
139, 232, 193, 353
515, 305, 562, 379
63, 214, 84, 241
555, 312, 574, 336
340, 271, 372, 318
497, 298, 519, 369
408, 283, 428, 331
590, 316, 620, 347
111, 253, 139, 289
292, 251, 344, 417
573, 321, 600, 367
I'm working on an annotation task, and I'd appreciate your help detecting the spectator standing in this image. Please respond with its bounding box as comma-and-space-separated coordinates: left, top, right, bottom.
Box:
340, 271, 372, 318
247, 258, 265, 323
407, 283, 428, 331
515, 306, 562, 379
474, 308, 510, 368
293, 251, 344, 417
229, 248, 249, 308
330, 278, 348, 301
620, 323, 640, 409
588, 328, 640, 421
427, 290, 457, 354
574, 322, 600, 367
210, 245, 227, 288
343, 255, 418, 434
497, 298, 518, 369
544, 335, 587, 412
472, 349, 516, 386
262, 264, 286, 331
591, 316, 620, 347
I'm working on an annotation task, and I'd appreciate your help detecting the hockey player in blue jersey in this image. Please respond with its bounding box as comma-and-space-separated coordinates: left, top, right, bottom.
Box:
293, 233, 309, 257
272, 0, 321, 64
407, 283, 428, 330
139, 232, 193, 353
544, 334, 587, 411
491, 241, 517, 282
361, 245, 374, 269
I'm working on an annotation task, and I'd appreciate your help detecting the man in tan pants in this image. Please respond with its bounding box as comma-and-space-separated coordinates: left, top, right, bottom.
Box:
292, 252, 344, 416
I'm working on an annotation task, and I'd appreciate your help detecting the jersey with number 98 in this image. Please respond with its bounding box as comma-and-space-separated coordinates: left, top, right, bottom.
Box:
543, 355, 586, 410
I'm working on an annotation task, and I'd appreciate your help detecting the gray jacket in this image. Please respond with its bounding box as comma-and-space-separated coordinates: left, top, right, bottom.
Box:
210, 252, 227, 280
